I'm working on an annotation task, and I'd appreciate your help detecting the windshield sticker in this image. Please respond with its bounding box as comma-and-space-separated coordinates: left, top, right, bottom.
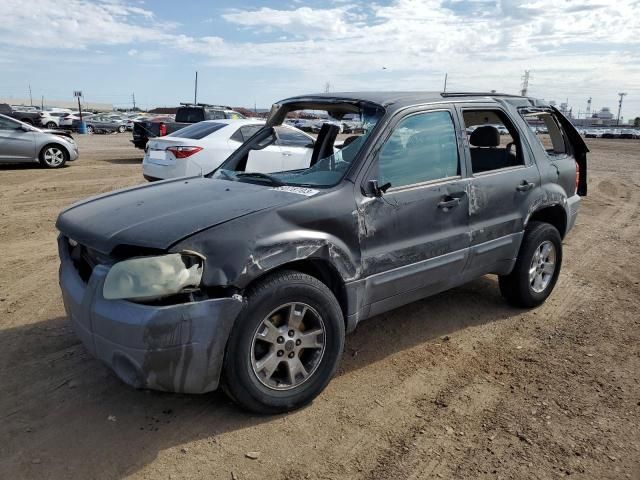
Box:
270, 186, 320, 196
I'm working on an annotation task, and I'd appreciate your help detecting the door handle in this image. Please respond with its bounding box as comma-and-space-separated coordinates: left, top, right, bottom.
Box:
438, 197, 461, 209
282, 151, 292, 156
516, 181, 534, 192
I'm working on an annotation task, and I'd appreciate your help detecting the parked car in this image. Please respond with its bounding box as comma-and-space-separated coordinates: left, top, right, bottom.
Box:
0, 103, 42, 126
39, 111, 73, 129
0, 113, 78, 168
71, 114, 127, 133
59, 112, 94, 128
56, 91, 587, 413
132, 104, 245, 149
142, 119, 315, 181
619, 129, 638, 139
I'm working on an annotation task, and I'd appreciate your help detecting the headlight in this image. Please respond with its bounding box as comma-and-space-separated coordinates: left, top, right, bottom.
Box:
103, 253, 203, 300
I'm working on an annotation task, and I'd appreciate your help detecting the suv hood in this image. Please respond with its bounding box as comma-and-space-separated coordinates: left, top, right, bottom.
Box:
56, 177, 305, 254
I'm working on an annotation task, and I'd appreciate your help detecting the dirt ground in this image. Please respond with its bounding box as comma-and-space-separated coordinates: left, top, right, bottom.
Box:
1, 134, 638, 480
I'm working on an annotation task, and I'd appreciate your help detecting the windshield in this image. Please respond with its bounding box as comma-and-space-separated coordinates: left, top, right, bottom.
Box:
212, 102, 383, 188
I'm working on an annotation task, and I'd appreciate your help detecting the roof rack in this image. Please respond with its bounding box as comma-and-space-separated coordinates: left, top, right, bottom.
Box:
440, 92, 523, 98
179, 102, 233, 109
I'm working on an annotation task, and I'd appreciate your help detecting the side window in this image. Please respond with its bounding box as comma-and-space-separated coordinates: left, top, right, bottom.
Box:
378, 111, 459, 188
522, 111, 567, 155
207, 110, 225, 120
230, 128, 244, 143
275, 126, 313, 147
240, 125, 262, 140
0, 116, 19, 129
462, 110, 524, 174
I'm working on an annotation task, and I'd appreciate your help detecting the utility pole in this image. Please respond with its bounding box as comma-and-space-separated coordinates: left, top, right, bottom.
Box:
443, 73, 448, 93
616, 92, 627, 126
520, 70, 530, 97
132, 92, 136, 110
28, 84, 33, 106
41, 95, 44, 110
194, 71, 198, 105
586, 97, 592, 117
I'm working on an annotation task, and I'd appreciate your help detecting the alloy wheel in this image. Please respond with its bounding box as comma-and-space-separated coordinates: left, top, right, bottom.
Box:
250, 302, 326, 391
529, 240, 556, 293
43, 147, 65, 167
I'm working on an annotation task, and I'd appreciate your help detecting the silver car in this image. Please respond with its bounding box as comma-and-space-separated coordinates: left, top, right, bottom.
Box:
0, 114, 79, 168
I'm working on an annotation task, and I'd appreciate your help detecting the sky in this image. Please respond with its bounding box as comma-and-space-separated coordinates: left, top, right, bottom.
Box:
0, 0, 639, 119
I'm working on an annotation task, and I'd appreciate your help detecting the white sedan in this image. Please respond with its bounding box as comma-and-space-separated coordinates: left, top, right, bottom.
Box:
142, 119, 315, 181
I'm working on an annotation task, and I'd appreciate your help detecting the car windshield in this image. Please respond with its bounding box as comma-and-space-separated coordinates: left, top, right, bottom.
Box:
212, 102, 384, 188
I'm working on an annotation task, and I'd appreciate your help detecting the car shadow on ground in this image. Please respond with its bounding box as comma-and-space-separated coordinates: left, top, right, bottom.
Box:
103, 157, 143, 165
1, 276, 520, 478
0, 163, 62, 170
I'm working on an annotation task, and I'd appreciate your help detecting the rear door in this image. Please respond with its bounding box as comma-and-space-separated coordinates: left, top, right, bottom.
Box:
456, 104, 541, 278
0, 116, 35, 162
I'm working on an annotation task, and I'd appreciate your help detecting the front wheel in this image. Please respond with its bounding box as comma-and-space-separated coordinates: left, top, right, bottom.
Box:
45, 121, 57, 129
117, 125, 126, 133
222, 270, 345, 414
39, 145, 68, 168
499, 221, 562, 307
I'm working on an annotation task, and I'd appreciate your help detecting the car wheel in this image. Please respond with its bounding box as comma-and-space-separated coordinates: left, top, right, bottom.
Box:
117, 125, 126, 133
45, 122, 57, 129
499, 221, 562, 308
222, 270, 345, 414
86, 125, 94, 134
39, 144, 68, 169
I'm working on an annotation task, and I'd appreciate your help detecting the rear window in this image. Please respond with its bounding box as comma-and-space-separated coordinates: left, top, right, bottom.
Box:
169, 122, 226, 139
175, 107, 205, 123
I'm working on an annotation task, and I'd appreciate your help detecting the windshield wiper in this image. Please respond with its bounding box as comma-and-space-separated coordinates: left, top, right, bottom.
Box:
236, 172, 285, 186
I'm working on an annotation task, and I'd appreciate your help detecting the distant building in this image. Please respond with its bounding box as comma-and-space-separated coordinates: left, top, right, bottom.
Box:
592, 107, 614, 120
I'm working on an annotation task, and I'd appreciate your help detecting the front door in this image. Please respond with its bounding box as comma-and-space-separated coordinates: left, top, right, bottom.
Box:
358, 108, 471, 314
0, 116, 35, 162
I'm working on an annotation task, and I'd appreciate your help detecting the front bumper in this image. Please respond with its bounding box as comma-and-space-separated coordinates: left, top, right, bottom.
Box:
58, 237, 243, 394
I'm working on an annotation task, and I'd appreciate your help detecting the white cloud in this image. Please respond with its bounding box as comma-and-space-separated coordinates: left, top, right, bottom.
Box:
0, 0, 638, 113
222, 6, 359, 38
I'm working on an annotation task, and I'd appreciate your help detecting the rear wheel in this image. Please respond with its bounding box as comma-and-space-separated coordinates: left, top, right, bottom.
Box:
499, 221, 562, 307
117, 125, 126, 133
39, 145, 68, 169
222, 270, 345, 414
86, 125, 94, 134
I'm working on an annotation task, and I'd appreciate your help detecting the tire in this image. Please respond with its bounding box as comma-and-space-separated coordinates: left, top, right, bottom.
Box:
499, 221, 562, 308
86, 125, 94, 134
39, 144, 68, 169
117, 125, 126, 133
45, 121, 57, 129
222, 270, 345, 414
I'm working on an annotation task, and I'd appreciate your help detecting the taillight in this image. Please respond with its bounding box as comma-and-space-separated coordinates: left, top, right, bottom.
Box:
575, 161, 580, 195
167, 146, 203, 159
159, 123, 167, 136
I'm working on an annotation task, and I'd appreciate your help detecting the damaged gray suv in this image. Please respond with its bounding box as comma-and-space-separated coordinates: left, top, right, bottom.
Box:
57, 92, 588, 413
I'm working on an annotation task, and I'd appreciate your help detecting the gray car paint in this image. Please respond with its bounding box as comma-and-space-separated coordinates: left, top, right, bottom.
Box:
56, 92, 587, 394
0, 114, 79, 164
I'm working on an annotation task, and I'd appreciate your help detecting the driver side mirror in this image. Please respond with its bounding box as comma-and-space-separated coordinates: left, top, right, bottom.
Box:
368, 179, 391, 197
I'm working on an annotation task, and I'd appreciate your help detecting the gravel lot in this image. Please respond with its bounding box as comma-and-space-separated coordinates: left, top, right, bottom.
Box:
1, 134, 639, 479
